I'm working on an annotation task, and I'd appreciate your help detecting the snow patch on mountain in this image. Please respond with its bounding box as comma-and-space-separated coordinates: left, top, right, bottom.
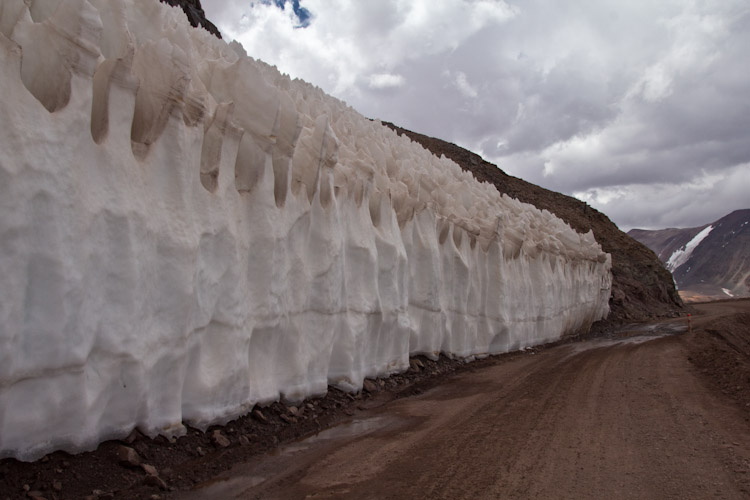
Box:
666, 225, 713, 272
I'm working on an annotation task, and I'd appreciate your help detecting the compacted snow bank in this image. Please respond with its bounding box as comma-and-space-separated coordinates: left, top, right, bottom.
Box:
0, 0, 611, 461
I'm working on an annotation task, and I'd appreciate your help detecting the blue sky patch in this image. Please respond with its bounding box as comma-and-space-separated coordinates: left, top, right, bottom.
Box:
267, 0, 312, 28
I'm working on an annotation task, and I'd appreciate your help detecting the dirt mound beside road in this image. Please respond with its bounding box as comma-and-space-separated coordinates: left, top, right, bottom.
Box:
686, 300, 750, 410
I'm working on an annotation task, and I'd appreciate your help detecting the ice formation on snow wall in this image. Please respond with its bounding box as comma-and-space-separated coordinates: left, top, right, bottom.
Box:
0, 0, 612, 460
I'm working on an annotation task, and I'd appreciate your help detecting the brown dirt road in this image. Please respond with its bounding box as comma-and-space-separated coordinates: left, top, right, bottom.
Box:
183, 299, 750, 500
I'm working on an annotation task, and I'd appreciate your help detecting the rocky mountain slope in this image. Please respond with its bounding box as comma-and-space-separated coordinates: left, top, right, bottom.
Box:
629, 210, 750, 301
383, 123, 684, 325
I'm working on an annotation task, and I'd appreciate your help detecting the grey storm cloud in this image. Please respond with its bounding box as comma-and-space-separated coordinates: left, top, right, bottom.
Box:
202, 0, 750, 231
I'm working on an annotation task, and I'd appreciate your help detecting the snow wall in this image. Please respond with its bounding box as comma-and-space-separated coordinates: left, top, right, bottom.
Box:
0, 0, 612, 461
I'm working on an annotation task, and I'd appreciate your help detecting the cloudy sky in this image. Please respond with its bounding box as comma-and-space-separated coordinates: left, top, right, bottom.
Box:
202, 0, 749, 231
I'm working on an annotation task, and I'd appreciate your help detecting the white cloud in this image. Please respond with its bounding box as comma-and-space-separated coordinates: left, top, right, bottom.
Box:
625, 8, 727, 103
632, 64, 674, 103
368, 73, 405, 89
574, 163, 750, 231
454, 71, 478, 98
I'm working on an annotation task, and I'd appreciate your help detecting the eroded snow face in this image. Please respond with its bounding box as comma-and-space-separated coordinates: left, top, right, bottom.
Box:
0, 0, 611, 461
666, 225, 714, 272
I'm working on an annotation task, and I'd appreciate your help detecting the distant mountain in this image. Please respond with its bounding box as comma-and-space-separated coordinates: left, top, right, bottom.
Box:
629, 210, 750, 301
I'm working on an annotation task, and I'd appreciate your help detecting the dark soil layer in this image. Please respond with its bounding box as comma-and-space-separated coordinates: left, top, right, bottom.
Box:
687, 305, 750, 411
382, 122, 684, 326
